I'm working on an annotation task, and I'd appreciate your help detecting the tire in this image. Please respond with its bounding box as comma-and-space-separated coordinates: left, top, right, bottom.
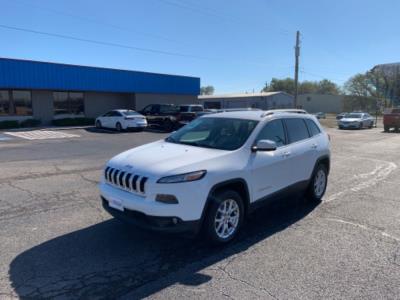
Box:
369, 122, 373, 129
359, 122, 363, 129
306, 164, 328, 202
384, 125, 390, 132
204, 190, 244, 244
116, 122, 123, 132
163, 119, 173, 132
95, 120, 102, 128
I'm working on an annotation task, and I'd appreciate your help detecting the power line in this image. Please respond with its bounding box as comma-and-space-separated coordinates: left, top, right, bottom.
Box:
154, 0, 291, 36
0, 24, 213, 60
10, 0, 182, 44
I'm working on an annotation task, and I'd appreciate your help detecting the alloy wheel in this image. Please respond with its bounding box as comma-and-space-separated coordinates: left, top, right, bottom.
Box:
214, 199, 240, 239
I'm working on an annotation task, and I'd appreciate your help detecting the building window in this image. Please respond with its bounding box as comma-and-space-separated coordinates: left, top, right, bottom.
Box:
54, 92, 84, 116
0, 90, 32, 116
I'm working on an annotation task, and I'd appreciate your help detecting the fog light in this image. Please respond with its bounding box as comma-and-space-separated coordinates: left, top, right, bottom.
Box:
155, 194, 178, 204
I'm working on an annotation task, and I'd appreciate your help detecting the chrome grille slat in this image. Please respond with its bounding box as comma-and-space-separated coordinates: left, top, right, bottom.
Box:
104, 167, 148, 195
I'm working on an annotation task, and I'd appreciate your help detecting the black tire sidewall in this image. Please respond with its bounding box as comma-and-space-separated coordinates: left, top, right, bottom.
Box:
116, 122, 122, 131
163, 119, 173, 132
96, 121, 101, 128
307, 164, 328, 202
204, 190, 244, 244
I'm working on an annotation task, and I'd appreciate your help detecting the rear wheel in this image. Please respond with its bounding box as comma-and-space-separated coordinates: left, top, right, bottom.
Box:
204, 190, 244, 244
163, 119, 173, 132
116, 122, 123, 132
384, 125, 390, 132
306, 164, 328, 202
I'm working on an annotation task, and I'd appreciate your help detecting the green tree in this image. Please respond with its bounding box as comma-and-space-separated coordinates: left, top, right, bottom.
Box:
262, 78, 339, 95
317, 79, 340, 95
262, 77, 295, 94
200, 85, 215, 95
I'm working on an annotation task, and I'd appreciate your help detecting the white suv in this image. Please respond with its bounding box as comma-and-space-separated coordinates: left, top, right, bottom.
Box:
100, 110, 330, 244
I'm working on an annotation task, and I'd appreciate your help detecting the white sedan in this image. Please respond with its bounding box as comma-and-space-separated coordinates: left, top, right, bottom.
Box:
95, 110, 147, 131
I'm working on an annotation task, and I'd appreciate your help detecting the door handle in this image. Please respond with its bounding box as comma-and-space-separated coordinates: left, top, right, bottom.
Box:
282, 151, 291, 158
311, 143, 318, 149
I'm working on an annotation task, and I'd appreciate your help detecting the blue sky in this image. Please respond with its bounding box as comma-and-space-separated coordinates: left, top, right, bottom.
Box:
1, 0, 399, 93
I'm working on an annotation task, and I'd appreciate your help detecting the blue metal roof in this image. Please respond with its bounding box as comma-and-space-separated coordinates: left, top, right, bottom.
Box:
0, 58, 200, 95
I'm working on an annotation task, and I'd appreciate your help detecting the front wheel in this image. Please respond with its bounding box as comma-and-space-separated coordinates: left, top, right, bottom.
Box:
116, 122, 123, 132
95, 120, 102, 128
384, 125, 390, 132
204, 190, 244, 244
306, 164, 328, 202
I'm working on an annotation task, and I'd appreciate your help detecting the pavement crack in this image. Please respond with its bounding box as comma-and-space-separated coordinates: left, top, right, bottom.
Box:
216, 265, 279, 299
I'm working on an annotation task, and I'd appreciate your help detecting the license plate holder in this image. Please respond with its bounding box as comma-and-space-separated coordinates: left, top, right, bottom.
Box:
109, 197, 124, 211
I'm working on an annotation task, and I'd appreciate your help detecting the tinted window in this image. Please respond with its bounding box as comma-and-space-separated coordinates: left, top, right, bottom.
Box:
285, 118, 310, 143
179, 106, 189, 112
305, 119, 321, 136
111, 111, 122, 117
0, 90, 32, 116
256, 119, 286, 147
54, 92, 84, 115
160, 105, 178, 113
141, 105, 152, 113
191, 106, 203, 112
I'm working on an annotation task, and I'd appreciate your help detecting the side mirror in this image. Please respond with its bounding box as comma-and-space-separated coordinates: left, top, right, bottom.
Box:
252, 139, 277, 152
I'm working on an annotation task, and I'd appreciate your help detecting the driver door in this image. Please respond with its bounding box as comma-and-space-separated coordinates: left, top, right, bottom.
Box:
249, 119, 291, 202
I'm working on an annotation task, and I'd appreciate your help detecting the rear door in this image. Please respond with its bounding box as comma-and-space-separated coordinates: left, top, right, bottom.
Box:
283, 117, 315, 185
101, 111, 112, 128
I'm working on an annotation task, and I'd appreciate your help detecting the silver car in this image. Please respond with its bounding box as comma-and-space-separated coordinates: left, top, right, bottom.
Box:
338, 112, 374, 129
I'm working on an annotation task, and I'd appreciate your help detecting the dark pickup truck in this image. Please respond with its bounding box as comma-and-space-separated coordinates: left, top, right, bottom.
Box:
139, 104, 181, 132
383, 108, 400, 132
178, 104, 204, 125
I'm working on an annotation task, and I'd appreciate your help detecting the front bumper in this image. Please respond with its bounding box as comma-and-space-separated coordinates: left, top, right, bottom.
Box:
339, 122, 360, 128
102, 197, 201, 234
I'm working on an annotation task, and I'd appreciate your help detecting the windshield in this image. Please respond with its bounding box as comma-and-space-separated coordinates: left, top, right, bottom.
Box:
122, 110, 140, 116
179, 106, 189, 112
166, 117, 259, 151
345, 113, 362, 118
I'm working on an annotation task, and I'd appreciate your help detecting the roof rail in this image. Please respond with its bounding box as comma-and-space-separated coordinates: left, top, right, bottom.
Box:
261, 109, 308, 117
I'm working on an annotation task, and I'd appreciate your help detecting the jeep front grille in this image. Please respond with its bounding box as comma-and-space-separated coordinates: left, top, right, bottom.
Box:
104, 167, 148, 195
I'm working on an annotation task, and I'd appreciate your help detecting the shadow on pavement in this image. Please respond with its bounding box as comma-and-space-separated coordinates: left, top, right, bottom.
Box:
9, 196, 319, 299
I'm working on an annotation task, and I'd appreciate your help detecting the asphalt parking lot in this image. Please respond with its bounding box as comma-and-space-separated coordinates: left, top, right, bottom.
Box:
0, 125, 399, 299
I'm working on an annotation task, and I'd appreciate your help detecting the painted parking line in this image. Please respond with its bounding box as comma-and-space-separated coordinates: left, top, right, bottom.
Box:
4, 130, 80, 140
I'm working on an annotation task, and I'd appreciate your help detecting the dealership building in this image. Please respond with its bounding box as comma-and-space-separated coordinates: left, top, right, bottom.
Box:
0, 58, 200, 124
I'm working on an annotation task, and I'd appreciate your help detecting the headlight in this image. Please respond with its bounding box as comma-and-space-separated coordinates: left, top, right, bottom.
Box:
157, 170, 206, 184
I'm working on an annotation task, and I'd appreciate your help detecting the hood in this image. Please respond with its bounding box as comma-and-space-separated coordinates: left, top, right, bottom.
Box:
108, 140, 233, 176
340, 118, 361, 122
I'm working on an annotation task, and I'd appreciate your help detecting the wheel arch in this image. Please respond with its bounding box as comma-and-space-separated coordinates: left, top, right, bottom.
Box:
201, 178, 251, 222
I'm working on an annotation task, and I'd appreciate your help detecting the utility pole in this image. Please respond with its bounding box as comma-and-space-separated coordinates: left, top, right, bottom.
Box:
294, 30, 300, 108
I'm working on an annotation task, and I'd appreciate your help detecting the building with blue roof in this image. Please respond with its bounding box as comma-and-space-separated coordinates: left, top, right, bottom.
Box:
0, 58, 200, 124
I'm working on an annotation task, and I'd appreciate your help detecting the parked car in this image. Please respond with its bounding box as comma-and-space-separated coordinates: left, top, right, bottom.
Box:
178, 104, 204, 125
338, 112, 374, 129
336, 112, 348, 120
314, 112, 326, 119
100, 110, 330, 244
383, 108, 400, 132
95, 109, 147, 131
139, 104, 181, 132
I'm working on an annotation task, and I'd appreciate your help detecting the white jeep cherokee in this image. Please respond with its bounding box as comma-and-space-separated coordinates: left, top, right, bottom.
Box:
100, 110, 330, 243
